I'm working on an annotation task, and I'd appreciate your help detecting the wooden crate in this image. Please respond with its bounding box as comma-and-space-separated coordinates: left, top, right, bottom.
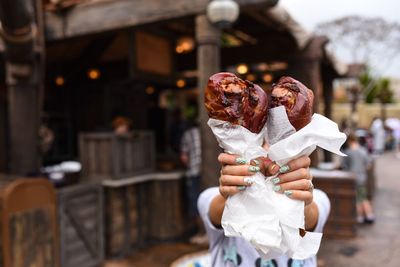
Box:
104, 186, 139, 257
312, 169, 357, 238
79, 131, 156, 181
103, 171, 194, 258
0, 177, 59, 267
147, 178, 189, 240
58, 184, 104, 267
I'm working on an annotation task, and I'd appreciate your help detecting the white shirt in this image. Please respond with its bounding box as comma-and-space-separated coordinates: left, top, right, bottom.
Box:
198, 187, 331, 267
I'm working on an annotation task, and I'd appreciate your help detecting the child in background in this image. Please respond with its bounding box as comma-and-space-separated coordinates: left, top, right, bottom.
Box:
342, 133, 375, 224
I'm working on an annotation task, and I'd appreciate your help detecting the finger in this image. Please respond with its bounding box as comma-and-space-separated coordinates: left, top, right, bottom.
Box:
250, 157, 279, 176
273, 179, 312, 193
279, 156, 311, 174
219, 185, 245, 199
276, 167, 311, 184
218, 153, 247, 166
282, 190, 313, 206
219, 175, 255, 186
221, 164, 260, 176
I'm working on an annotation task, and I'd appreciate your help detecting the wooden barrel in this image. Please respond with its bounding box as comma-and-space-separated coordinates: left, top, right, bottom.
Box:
311, 169, 357, 238
0, 176, 59, 267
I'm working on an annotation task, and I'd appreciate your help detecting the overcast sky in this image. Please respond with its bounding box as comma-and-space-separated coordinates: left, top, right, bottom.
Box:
279, 0, 400, 78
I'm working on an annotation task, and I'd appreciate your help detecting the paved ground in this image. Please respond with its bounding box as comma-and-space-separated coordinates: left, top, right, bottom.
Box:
103, 151, 400, 267
317, 151, 400, 267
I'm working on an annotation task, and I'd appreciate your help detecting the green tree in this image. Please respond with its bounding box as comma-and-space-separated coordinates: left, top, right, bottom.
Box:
359, 71, 394, 120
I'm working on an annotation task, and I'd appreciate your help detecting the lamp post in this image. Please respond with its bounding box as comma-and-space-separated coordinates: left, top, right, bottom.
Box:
196, 0, 240, 189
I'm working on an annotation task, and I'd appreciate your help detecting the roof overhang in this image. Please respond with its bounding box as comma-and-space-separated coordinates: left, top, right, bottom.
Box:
45, 0, 278, 41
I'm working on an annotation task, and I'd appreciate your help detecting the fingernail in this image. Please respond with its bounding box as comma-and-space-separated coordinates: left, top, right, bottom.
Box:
272, 177, 281, 185
235, 157, 247, 165
284, 190, 293, 197
252, 159, 260, 166
248, 166, 260, 172
273, 185, 281, 192
279, 165, 290, 174
237, 185, 246, 191
270, 164, 278, 173
244, 177, 255, 185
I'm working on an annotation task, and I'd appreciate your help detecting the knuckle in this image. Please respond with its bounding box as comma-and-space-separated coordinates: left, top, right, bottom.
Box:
217, 153, 225, 164
301, 168, 309, 178
220, 175, 228, 185
305, 157, 311, 167
221, 166, 227, 175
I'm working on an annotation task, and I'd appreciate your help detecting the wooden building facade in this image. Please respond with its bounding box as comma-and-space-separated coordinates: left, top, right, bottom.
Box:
1, 0, 345, 183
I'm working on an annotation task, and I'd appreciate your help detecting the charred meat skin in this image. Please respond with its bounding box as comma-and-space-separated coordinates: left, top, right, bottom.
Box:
205, 72, 268, 133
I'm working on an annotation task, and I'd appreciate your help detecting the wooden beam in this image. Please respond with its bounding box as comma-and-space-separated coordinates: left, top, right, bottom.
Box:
45, 0, 277, 40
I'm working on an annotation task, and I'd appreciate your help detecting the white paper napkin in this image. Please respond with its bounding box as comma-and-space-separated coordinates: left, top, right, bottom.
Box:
207, 108, 347, 260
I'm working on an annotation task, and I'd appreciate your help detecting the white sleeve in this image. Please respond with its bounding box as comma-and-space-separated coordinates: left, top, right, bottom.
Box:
312, 189, 331, 233
197, 187, 225, 248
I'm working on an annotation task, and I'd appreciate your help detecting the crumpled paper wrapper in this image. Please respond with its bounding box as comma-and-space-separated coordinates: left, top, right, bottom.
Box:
207, 106, 346, 260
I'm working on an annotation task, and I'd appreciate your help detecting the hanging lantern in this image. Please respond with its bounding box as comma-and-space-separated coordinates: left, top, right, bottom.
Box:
55, 76, 65, 86
176, 37, 195, 54
176, 79, 186, 88
87, 68, 100, 80
236, 64, 248, 75
206, 0, 240, 28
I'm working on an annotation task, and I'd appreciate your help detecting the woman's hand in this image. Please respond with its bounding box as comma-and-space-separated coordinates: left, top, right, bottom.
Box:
213, 153, 317, 230
218, 153, 314, 206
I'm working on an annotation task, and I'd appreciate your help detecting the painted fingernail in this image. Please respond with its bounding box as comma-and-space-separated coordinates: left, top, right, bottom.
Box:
273, 185, 281, 192
270, 164, 278, 174
248, 166, 260, 172
272, 177, 281, 185
252, 159, 260, 166
237, 185, 246, 191
284, 190, 293, 197
279, 165, 290, 174
244, 177, 255, 185
235, 157, 247, 165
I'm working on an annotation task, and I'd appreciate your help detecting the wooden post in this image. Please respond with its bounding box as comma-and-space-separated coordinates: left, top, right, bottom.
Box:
287, 38, 325, 166
0, 86, 6, 172
323, 76, 334, 120
8, 83, 40, 174
322, 74, 334, 162
196, 15, 221, 190
0, 0, 45, 175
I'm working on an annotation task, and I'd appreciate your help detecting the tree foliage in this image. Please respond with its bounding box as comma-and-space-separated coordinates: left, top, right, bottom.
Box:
359, 71, 394, 104
316, 16, 400, 75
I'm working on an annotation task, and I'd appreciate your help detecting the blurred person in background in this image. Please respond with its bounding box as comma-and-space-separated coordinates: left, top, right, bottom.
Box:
170, 108, 188, 153
341, 133, 375, 224
180, 106, 205, 244
370, 117, 385, 155
112, 116, 132, 135
39, 123, 54, 155
395, 128, 400, 158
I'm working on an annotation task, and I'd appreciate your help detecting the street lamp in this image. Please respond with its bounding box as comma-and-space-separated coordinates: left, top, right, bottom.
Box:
206, 0, 240, 28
